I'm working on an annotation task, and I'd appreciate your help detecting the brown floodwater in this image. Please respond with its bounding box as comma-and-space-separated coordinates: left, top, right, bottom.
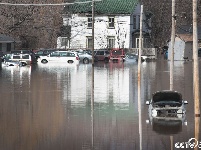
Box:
0, 59, 200, 150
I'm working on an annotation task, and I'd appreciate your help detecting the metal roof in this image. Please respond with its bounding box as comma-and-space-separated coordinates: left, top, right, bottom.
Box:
65, 0, 139, 15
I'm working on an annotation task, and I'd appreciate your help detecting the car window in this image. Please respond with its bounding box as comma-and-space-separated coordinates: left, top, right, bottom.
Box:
22, 54, 30, 59
67, 52, 75, 57
13, 55, 21, 59
36, 51, 43, 55
96, 51, 104, 55
60, 52, 67, 57
105, 51, 110, 54
50, 52, 60, 57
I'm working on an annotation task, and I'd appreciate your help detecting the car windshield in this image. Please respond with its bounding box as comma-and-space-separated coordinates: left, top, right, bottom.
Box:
111, 50, 124, 55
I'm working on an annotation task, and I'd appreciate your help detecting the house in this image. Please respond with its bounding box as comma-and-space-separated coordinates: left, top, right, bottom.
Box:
57, 0, 152, 50
0, 34, 15, 54
167, 26, 201, 61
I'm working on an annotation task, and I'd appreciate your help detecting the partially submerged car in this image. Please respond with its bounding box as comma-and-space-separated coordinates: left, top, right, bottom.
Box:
146, 90, 188, 134
109, 48, 125, 62
3, 53, 37, 66
39, 51, 79, 64
76, 50, 92, 64
94, 49, 110, 63
146, 90, 188, 117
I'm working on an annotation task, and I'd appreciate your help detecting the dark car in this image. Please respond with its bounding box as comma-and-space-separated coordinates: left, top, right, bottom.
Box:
94, 49, 110, 63
34, 49, 58, 59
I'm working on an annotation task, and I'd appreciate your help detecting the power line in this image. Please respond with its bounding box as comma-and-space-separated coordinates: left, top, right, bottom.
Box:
0, 1, 101, 6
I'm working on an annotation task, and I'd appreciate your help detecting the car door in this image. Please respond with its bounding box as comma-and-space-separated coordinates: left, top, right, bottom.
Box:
59, 51, 68, 62
48, 51, 60, 62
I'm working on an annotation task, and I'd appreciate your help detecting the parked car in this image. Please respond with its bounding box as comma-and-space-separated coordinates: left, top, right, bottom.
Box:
94, 49, 110, 63
146, 90, 188, 117
109, 48, 125, 62
34, 49, 58, 59
3, 53, 37, 66
76, 50, 92, 64
39, 51, 79, 64
124, 53, 138, 63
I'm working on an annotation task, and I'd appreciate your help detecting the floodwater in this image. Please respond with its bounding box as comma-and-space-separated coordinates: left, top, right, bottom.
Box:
0, 58, 201, 150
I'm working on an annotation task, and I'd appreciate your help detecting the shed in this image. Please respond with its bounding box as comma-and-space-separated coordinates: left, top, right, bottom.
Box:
168, 34, 193, 61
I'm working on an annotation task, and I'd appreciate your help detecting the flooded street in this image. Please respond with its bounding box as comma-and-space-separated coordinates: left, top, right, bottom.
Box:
0, 59, 201, 150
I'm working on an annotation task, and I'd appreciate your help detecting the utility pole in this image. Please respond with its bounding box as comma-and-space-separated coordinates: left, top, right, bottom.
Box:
193, 0, 200, 117
92, 0, 95, 66
138, 5, 143, 150
170, 0, 176, 91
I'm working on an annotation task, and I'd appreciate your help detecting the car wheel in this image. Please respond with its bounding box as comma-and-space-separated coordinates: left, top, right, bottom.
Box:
21, 62, 27, 66
41, 59, 48, 64
68, 60, 74, 63
83, 58, 89, 64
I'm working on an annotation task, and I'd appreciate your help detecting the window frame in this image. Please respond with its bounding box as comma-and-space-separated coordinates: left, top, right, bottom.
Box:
108, 16, 115, 29
87, 16, 92, 29
86, 36, 93, 49
107, 36, 115, 49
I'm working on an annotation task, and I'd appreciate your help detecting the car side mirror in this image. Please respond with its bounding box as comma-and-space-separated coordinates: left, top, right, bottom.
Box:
146, 101, 150, 105
183, 101, 188, 104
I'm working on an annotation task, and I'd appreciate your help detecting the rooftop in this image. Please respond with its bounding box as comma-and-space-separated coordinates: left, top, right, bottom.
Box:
64, 0, 139, 15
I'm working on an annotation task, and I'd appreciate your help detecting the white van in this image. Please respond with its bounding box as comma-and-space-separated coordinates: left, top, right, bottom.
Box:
39, 51, 79, 64
3, 53, 37, 66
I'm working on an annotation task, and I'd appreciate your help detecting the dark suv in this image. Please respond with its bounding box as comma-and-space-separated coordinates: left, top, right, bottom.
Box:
94, 49, 110, 63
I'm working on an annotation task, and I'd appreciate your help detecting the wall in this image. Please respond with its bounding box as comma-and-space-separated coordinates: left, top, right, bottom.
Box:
168, 37, 185, 61
68, 15, 131, 49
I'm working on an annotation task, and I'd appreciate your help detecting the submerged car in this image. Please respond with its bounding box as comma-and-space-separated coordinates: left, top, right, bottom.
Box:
146, 90, 188, 134
94, 49, 110, 63
39, 51, 79, 64
76, 50, 92, 64
146, 90, 188, 117
3, 53, 37, 66
109, 48, 125, 62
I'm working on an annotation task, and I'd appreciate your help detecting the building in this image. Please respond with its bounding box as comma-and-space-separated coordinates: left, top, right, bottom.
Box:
167, 26, 201, 61
0, 34, 15, 53
57, 0, 152, 50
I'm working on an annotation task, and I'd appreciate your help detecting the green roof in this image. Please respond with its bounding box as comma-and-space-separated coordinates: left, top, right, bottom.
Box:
65, 0, 139, 14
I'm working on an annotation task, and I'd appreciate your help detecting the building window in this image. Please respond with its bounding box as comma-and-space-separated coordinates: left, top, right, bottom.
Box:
107, 36, 115, 48
133, 15, 136, 29
108, 17, 115, 28
87, 17, 92, 28
138, 15, 140, 29
7, 43, 11, 52
87, 36, 92, 48
61, 37, 68, 48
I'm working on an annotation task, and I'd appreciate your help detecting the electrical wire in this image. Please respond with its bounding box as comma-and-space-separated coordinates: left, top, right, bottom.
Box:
0, 0, 102, 6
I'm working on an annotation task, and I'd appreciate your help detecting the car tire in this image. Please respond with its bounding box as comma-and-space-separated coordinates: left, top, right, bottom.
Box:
21, 62, 27, 66
68, 60, 74, 63
41, 59, 48, 64
83, 58, 89, 64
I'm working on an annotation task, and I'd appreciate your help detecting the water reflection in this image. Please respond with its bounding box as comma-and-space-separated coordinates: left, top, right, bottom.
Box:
0, 61, 200, 150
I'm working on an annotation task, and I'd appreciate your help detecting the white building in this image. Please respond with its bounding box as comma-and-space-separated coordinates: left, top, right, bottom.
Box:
168, 34, 193, 61
57, 0, 151, 50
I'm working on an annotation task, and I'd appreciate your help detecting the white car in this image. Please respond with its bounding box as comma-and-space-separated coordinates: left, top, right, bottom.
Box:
146, 90, 188, 121
39, 51, 79, 64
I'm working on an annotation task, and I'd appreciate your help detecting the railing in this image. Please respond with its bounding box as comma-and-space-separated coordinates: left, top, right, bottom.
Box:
129, 48, 157, 60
